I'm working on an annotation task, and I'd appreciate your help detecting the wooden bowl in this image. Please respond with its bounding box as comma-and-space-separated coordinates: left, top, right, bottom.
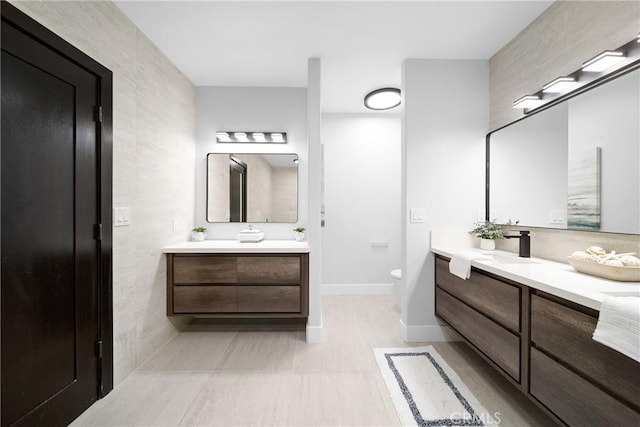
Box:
568, 257, 640, 282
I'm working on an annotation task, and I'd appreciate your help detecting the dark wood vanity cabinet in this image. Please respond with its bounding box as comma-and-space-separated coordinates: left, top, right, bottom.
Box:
530, 292, 640, 425
435, 256, 523, 383
166, 253, 309, 318
434, 254, 640, 426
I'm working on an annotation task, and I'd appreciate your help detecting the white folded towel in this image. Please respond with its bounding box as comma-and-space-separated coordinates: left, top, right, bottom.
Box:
592, 296, 640, 363
449, 251, 491, 280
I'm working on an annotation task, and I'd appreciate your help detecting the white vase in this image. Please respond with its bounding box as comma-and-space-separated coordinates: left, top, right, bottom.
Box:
480, 238, 495, 251
192, 231, 206, 242
294, 231, 305, 242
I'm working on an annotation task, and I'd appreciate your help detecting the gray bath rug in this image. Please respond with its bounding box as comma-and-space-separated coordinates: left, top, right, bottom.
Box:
374, 346, 497, 426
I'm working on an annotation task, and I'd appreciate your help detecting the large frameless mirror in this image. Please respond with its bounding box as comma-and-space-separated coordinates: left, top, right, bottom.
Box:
207, 153, 298, 223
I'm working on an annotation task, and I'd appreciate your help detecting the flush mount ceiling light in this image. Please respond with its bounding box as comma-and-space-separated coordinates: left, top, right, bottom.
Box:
216, 131, 287, 143
364, 87, 401, 110
512, 95, 545, 110
542, 76, 578, 93
582, 50, 625, 72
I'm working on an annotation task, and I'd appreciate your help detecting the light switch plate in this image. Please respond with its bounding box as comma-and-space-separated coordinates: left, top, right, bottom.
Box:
113, 207, 131, 227
410, 208, 426, 224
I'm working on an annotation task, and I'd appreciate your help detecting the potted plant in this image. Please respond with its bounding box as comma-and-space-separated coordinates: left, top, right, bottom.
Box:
470, 220, 503, 251
292, 226, 306, 242
192, 226, 207, 242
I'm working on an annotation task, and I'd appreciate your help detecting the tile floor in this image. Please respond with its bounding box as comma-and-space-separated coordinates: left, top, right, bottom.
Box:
72, 295, 553, 426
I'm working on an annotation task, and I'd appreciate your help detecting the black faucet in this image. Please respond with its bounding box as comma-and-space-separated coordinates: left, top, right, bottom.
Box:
505, 230, 531, 258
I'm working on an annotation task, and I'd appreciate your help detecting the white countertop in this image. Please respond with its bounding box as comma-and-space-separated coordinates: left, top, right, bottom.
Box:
162, 240, 310, 254
431, 235, 640, 311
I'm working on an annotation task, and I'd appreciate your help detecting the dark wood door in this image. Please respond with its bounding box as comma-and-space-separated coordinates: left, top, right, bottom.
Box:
229, 157, 247, 222
1, 13, 101, 427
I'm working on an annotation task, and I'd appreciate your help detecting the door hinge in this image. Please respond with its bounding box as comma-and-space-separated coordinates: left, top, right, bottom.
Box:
94, 224, 103, 241
95, 341, 103, 359
94, 106, 103, 123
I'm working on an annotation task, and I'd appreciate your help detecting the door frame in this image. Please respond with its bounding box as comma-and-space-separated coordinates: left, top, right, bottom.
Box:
1, 1, 114, 397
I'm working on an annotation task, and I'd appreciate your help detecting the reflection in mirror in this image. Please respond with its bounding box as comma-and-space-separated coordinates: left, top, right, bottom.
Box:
489, 67, 639, 234
207, 153, 298, 223
491, 104, 568, 229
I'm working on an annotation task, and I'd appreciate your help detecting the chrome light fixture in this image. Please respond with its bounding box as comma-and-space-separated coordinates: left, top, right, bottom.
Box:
542, 76, 578, 93
582, 50, 625, 72
216, 132, 232, 142
271, 133, 285, 143
216, 131, 288, 143
364, 87, 401, 110
512, 95, 544, 109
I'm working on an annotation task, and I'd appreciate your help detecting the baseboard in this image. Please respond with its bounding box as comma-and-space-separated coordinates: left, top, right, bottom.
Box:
321, 283, 394, 295
399, 319, 462, 342
305, 322, 323, 343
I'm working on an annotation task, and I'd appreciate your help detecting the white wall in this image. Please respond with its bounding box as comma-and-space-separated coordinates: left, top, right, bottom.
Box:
321, 115, 401, 288
11, 0, 197, 384
195, 87, 307, 239
401, 59, 488, 341
306, 58, 323, 343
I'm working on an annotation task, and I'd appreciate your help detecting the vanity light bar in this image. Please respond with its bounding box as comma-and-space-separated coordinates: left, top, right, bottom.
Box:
216, 131, 288, 144
512, 95, 545, 110
542, 76, 578, 93
513, 35, 640, 113
582, 50, 625, 72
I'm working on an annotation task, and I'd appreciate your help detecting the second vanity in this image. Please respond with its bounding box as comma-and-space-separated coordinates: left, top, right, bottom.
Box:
431, 243, 640, 426
163, 240, 309, 319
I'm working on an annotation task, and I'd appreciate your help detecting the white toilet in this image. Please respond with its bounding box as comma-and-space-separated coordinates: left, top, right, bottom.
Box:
390, 268, 402, 304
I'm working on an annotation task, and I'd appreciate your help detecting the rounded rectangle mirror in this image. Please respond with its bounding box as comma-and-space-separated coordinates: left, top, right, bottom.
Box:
207, 153, 298, 223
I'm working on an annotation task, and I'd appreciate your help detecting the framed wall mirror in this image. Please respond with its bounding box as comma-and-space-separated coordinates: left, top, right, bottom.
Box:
487, 64, 639, 235
207, 153, 299, 223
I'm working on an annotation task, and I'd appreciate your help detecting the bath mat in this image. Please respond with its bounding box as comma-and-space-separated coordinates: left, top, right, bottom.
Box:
374, 346, 496, 426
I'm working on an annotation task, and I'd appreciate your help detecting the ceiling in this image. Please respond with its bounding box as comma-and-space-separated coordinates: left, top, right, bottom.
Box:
114, 0, 553, 113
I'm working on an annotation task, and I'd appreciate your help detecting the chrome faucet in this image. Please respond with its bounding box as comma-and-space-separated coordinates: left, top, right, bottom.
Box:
505, 230, 531, 258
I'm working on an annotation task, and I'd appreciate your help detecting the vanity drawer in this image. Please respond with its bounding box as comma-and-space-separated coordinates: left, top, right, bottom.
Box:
435, 257, 520, 332
237, 286, 301, 313
237, 256, 301, 285
173, 286, 236, 313
530, 347, 640, 426
173, 256, 237, 284
436, 287, 520, 381
531, 294, 640, 409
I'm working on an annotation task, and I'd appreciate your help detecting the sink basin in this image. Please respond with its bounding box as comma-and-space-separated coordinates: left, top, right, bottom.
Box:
491, 254, 539, 265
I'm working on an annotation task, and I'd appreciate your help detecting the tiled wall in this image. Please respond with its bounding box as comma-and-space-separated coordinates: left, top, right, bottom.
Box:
271, 168, 297, 222
10, 0, 197, 385
489, 1, 640, 260
497, 226, 640, 264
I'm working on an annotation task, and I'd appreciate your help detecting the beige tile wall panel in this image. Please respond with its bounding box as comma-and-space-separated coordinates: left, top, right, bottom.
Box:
497, 226, 640, 264
10, 0, 197, 385
490, 1, 640, 130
